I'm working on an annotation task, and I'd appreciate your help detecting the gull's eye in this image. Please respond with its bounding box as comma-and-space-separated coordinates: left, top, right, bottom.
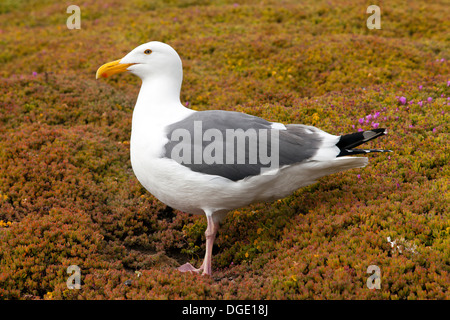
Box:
144, 49, 152, 55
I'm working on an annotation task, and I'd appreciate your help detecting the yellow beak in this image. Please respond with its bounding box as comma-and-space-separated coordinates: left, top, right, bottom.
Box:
96, 59, 136, 79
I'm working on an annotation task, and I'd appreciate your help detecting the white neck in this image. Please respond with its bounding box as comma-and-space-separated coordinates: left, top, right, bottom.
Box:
137, 75, 181, 107
132, 75, 194, 128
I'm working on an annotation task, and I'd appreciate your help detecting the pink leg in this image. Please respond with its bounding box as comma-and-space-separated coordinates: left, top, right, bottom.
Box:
202, 215, 219, 276
178, 214, 219, 276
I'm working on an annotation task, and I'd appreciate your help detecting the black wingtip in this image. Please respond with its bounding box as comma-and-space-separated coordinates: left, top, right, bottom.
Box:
337, 128, 391, 157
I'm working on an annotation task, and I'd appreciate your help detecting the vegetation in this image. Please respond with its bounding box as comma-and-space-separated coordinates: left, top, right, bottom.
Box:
0, 0, 448, 299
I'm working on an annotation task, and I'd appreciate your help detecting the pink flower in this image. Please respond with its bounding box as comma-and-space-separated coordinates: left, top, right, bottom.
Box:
358, 118, 364, 124
357, 174, 361, 179
32, 71, 37, 76
417, 101, 423, 107
432, 128, 437, 133
419, 85, 423, 90
427, 97, 433, 103
357, 128, 363, 132
447, 80, 450, 87
372, 122, 379, 129
399, 96, 407, 105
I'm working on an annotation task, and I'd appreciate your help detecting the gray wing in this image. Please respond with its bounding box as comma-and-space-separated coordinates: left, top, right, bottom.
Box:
163, 110, 324, 181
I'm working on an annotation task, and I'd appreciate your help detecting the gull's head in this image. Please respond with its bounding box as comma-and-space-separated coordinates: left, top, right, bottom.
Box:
96, 41, 182, 81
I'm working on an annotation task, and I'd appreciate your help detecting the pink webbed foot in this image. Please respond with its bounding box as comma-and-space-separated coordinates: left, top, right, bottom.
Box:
178, 263, 202, 273
177, 214, 220, 277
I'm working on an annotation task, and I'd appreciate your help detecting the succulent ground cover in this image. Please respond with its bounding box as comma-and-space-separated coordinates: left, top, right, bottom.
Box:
0, 0, 448, 299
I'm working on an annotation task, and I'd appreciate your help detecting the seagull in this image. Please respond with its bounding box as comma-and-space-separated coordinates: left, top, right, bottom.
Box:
96, 41, 391, 276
